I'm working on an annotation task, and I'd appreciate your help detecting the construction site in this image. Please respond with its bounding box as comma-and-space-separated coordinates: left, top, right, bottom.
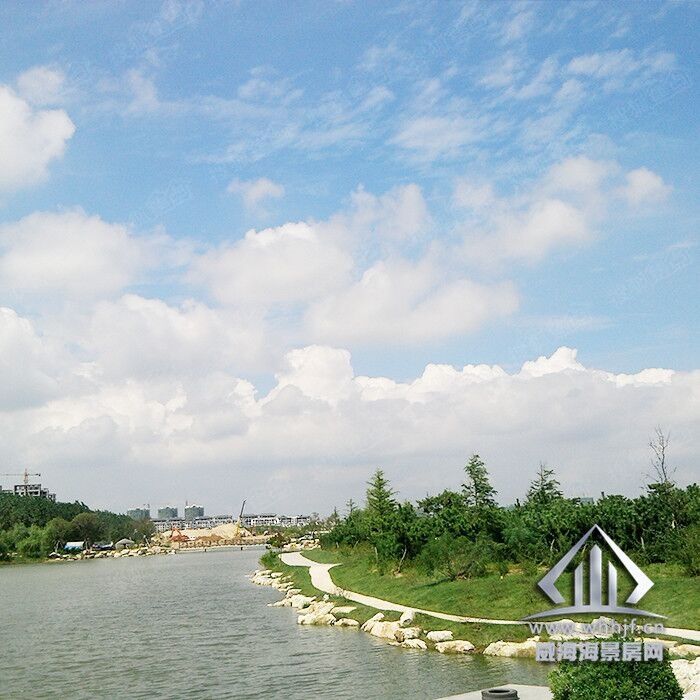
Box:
153, 501, 270, 550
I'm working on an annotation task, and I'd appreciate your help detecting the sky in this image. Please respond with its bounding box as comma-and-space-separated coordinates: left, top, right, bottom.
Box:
0, 0, 698, 516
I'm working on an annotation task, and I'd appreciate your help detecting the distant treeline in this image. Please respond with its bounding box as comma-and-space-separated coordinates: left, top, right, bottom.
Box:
0, 492, 155, 561
323, 455, 700, 579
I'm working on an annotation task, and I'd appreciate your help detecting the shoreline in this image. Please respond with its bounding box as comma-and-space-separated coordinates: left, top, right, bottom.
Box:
251, 550, 700, 696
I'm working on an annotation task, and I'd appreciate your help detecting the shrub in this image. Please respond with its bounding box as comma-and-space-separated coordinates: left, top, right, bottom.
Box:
675, 523, 700, 577
418, 534, 491, 580
549, 650, 682, 700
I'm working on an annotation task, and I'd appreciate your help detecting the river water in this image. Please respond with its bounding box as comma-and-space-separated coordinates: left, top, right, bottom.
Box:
0, 549, 548, 699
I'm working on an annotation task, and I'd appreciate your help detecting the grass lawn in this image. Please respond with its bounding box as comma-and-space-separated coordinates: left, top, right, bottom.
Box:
302, 548, 700, 633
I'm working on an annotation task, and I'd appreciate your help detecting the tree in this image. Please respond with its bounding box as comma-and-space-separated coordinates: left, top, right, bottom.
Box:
365, 469, 397, 518
526, 462, 563, 507
345, 498, 357, 516
69, 512, 105, 546
462, 454, 497, 508
648, 427, 675, 486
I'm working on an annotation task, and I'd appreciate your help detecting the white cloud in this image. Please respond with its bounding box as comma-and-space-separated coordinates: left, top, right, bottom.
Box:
125, 69, 160, 114
453, 180, 496, 210
89, 295, 266, 379
0, 209, 144, 300
544, 156, 615, 195
617, 167, 671, 205
6, 344, 697, 511
566, 49, 676, 91
460, 157, 670, 264
190, 222, 353, 307
306, 257, 518, 344
227, 177, 285, 213
392, 115, 486, 161
346, 184, 430, 242
16, 65, 66, 105
482, 197, 590, 263
479, 53, 522, 88
0, 85, 75, 191
0, 308, 61, 410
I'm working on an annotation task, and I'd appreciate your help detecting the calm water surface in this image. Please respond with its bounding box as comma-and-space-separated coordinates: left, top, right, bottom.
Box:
0, 549, 547, 699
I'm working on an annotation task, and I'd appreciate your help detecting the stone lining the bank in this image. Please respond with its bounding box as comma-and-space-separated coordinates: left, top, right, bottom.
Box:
249, 566, 700, 692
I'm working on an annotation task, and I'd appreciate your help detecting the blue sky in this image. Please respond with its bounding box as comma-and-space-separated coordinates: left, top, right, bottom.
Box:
0, 1, 698, 513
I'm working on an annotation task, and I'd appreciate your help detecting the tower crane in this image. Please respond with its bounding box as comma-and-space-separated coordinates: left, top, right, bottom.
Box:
1, 468, 41, 486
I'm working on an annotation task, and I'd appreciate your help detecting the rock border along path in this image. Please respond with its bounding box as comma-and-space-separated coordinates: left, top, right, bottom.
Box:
279, 551, 700, 641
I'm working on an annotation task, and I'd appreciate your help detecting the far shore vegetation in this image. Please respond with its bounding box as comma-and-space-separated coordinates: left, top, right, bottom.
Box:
0, 493, 155, 563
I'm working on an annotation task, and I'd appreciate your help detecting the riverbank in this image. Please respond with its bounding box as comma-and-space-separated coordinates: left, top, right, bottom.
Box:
253, 549, 700, 695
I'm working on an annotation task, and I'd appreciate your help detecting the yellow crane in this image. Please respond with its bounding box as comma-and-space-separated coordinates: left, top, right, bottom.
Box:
1, 468, 41, 486
233, 499, 246, 537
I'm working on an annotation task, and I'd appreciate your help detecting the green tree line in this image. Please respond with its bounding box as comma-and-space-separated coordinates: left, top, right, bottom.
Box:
0, 492, 155, 561
323, 455, 700, 579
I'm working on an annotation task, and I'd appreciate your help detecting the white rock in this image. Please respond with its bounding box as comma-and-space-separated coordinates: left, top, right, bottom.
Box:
483, 637, 539, 658
435, 640, 475, 654
368, 621, 402, 640
399, 609, 415, 627
674, 644, 700, 658
673, 659, 700, 693
427, 630, 453, 643
361, 612, 385, 632
289, 594, 316, 609
297, 601, 335, 617
401, 638, 427, 650
298, 613, 336, 626
394, 627, 422, 642
334, 618, 360, 627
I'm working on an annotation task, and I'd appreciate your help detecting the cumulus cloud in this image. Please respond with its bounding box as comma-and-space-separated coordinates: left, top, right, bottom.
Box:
89, 295, 267, 379
0, 209, 145, 301
0, 85, 75, 191
227, 177, 285, 213
0, 308, 62, 410
345, 184, 430, 242
2, 344, 697, 512
306, 257, 518, 344
617, 167, 671, 205
460, 157, 669, 264
190, 221, 353, 307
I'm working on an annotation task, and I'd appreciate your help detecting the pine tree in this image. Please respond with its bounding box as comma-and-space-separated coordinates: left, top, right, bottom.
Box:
365, 469, 397, 518
462, 454, 497, 508
526, 462, 563, 506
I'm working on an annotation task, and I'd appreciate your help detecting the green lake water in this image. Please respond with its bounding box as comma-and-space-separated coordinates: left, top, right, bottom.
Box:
0, 548, 548, 699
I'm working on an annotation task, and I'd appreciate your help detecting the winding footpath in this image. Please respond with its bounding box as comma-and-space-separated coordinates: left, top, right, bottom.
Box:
280, 551, 700, 641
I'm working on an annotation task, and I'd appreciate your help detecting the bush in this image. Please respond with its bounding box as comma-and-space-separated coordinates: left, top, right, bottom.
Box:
549, 651, 682, 700
418, 534, 491, 580
675, 523, 700, 577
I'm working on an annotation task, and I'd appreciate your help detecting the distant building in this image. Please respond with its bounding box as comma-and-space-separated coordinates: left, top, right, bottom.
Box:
152, 519, 185, 533
577, 497, 595, 506
242, 514, 312, 528
8, 482, 56, 502
151, 514, 233, 532
157, 506, 178, 520
184, 504, 204, 520
127, 507, 150, 520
